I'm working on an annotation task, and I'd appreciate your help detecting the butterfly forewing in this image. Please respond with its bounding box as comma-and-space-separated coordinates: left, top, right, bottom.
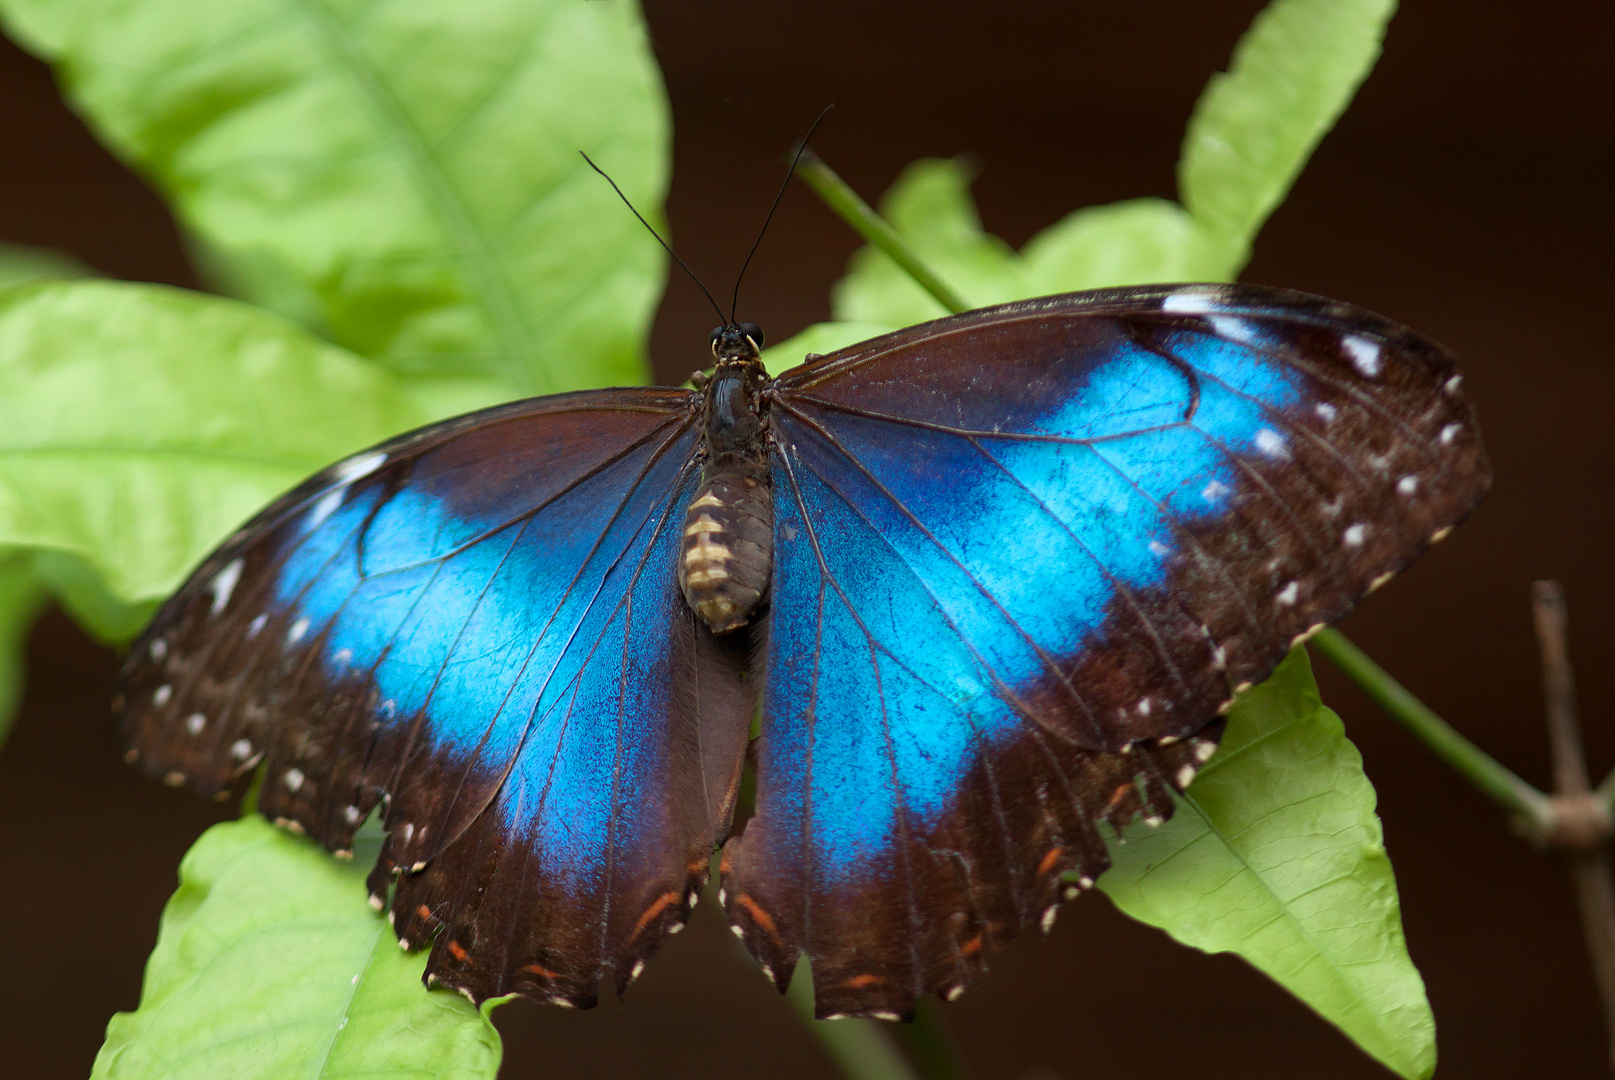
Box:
721, 284, 1489, 1017
118, 388, 754, 1005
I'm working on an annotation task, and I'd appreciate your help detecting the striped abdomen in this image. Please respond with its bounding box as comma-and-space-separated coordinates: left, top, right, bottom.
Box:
678, 463, 772, 635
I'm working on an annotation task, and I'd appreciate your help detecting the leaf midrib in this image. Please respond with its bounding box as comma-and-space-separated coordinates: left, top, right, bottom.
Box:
1175, 715, 1405, 1055
286, 0, 539, 393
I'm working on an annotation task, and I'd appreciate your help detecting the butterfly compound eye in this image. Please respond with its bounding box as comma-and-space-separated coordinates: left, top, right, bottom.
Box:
740, 322, 765, 348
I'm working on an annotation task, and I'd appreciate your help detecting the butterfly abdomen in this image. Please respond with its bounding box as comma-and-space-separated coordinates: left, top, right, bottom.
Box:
678, 459, 772, 634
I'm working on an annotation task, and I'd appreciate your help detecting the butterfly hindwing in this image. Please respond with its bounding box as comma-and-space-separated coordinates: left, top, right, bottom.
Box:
118, 389, 754, 1005
722, 284, 1489, 1017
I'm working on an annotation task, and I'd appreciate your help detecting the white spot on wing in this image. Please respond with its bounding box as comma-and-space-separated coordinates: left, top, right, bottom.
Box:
1439, 423, 1461, 445
287, 617, 310, 644
1276, 581, 1300, 606
247, 613, 267, 638
345, 805, 362, 825
230, 738, 253, 761
1444, 374, 1462, 395
149, 638, 167, 661
1176, 764, 1197, 788
209, 559, 243, 615
1040, 906, 1058, 933
185, 712, 205, 735
1343, 335, 1381, 377
284, 768, 305, 793
332, 450, 387, 485
1315, 402, 1338, 423
153, 684, 172, 707
1201, 479, 1230, 502
1397, 475, 1418, 496
306, 488, 344, 530
1254, 428, 1288, 458
1194, 741, 1217, 762
945, 986, 965, 1002
1148, 540, 1171, 557
1209, 315, 1258, 344
1162, 290, 1218, 315
1343, 523, 1367, 546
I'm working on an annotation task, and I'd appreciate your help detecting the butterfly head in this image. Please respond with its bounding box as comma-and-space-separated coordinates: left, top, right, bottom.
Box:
710, 322, 765, 364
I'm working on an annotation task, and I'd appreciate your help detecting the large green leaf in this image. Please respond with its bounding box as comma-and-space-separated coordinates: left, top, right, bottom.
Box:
92, 816, 501, 1080
0, 279, 434, 605
1179, 0, 1397, 274
0, 551, 46, 747
0, 0, 670, 394
1100, 649, 1435, 1079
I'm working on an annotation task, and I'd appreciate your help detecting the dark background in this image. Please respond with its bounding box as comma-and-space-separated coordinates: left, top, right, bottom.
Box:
1, 1, 1611, 1077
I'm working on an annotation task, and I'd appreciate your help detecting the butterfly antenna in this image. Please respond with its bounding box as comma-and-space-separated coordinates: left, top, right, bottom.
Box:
580, 151, 727, 326
729, 105, 834, 323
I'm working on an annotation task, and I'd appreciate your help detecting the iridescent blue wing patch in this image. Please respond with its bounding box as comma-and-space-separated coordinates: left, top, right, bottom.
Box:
722, 284, 1489, 1018
118, 389, 753, 1007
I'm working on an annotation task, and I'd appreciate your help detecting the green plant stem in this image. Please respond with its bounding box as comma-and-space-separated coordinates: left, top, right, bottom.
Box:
1311, 628, 1553, 828
785, 964, 923, 1080
795, 150, 969, 316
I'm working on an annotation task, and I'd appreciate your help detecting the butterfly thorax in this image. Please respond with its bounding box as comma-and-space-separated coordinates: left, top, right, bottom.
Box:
680, 325, 773, 635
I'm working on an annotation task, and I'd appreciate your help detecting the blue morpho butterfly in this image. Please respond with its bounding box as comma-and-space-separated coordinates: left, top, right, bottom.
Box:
116, 274, 1489, 1020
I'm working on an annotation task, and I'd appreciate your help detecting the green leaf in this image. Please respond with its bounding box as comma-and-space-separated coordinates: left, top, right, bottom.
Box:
1178, 0, 1397, 274
1099, 649, 1436, 1079
92, 816, 502, 1080
0, 0, 671, 394
0, 279, 432, 608
832, 159, 1027, 327
1020, 197, 1225, 292
0, 551, 46, 747
0, 240, 92, 290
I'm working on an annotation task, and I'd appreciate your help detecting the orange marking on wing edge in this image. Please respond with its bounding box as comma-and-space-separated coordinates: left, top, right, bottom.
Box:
735, 894, 782, 942
1037, 847, 1064, 876
416, 904, 432, 921
959, 934, 984, 957
631, 890, 683, 940
522, 962, 559, 980
840, 973, 886, 991
447, 941, 469, 962
1106, 783, 1133, 812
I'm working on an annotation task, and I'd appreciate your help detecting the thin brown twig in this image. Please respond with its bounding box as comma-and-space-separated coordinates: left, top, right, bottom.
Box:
1532, 580, 1615, 1072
